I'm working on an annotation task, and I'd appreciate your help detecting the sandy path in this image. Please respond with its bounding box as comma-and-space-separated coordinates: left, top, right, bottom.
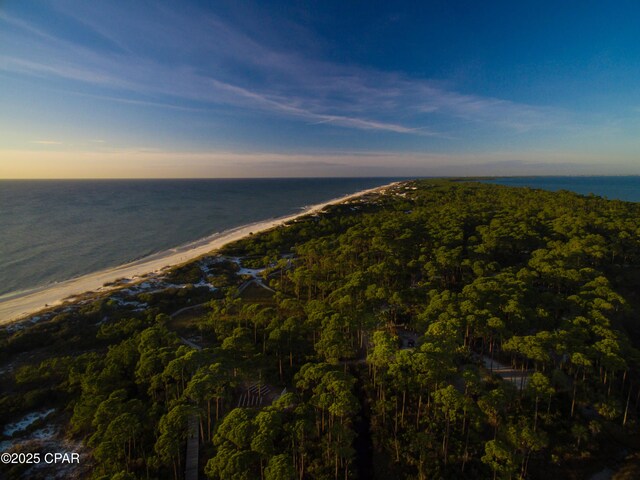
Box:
0, 182, 398, 325
480, 354, 530, 389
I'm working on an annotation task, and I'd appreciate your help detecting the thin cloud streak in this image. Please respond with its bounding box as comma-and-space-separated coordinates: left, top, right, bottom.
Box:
2, 148, 636, 179
0, 6, 565, 137
69, 91, 210, 113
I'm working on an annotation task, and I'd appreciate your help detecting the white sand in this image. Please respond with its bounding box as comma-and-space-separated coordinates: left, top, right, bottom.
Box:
3, 409, 55, 437
0, 182, 398, 325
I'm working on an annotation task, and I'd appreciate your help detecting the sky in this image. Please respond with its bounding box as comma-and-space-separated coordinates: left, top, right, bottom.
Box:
1, 0, 639, 178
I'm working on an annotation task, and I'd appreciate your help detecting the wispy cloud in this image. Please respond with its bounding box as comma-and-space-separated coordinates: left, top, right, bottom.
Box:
2, 148, 636, 179
31, 140, 63, 145
0, 3, 564, 137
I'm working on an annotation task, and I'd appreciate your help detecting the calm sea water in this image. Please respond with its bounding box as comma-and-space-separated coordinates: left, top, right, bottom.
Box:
485, 176, 640, 202
0, 178, 400, 298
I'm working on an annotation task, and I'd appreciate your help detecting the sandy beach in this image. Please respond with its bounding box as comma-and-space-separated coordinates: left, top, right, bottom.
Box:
0, 182, 398, 326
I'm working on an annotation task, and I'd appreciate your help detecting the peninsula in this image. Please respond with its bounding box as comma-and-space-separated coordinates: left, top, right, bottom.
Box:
1, 180, 639, 480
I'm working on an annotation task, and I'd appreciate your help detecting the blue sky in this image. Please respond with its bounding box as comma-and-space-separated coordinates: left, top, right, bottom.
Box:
1, 0, 639, 177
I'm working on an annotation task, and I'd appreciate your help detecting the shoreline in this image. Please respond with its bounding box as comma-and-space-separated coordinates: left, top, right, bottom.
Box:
0, 181, 401, 326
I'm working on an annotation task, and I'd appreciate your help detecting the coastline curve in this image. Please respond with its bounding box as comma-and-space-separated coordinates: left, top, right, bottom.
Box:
0, 181, 400, 325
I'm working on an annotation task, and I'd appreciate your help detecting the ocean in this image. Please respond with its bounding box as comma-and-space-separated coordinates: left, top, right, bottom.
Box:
484, 176, 640, 203
0, 178, 400, 299
1, 176, 638, 300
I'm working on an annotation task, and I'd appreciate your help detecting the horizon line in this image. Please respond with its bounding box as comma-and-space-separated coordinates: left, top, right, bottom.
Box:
2, 174, 640, 181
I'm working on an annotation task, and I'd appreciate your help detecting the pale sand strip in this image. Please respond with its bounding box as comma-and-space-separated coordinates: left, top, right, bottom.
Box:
0, 182, 399, 325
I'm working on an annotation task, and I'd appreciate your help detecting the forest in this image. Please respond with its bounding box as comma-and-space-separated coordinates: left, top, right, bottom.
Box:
1, 179, 640, 479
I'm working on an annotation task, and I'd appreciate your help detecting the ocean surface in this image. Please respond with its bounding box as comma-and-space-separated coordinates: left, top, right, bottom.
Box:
485, 176, 640, 202
0, 178, 401, 299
